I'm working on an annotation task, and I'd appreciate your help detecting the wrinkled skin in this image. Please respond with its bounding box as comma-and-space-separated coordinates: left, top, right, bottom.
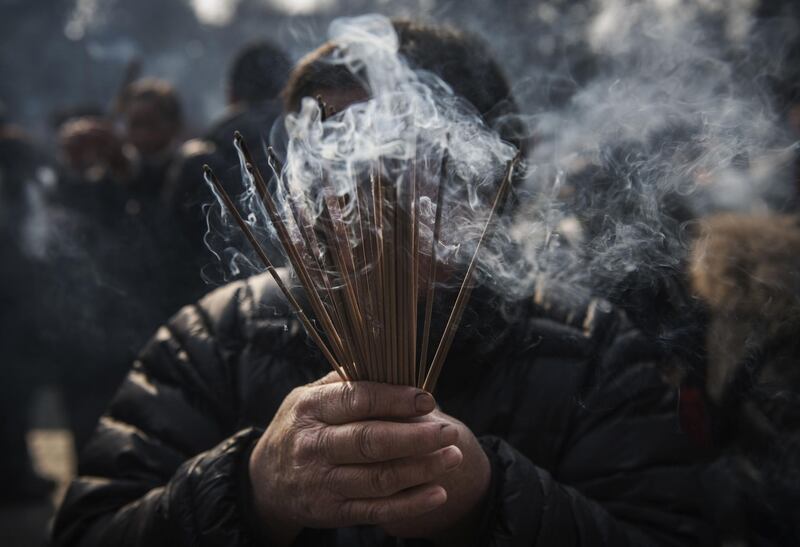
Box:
249, 372, 490, 545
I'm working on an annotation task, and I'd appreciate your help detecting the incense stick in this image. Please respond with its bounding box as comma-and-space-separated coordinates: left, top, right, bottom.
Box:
266, 145, 356, 377
417, 152, 448, 387
208, 127, 519, 390
422, 153, 521, 392
202, 164, 345, 380
234, 134, 356, 378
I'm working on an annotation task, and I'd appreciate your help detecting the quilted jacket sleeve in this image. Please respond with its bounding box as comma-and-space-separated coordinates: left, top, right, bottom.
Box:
474, 321, 715, 547
51, 280, 266, 547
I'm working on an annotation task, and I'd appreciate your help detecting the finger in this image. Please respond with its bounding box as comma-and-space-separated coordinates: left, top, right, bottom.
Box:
338, 484, 447, 526
321, 420, 459, 464
307, 371, 343, 387
307, 381, 436, 424
330, 446, 462, 498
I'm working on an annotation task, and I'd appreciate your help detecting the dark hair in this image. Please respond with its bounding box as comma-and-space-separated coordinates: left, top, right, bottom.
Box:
230, 41, 292, 105
49, 104, 106, 130
282, 20, 518, 138
122, 78, 183, 128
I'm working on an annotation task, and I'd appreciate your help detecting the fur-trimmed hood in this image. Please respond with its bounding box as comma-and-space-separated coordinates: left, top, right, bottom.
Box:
690, 213, 800, 401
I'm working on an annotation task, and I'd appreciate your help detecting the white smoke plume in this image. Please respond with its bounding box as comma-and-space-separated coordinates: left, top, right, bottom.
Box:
483, 0, 799, 317
205, 3, 799, 336
205, 14, 517, 292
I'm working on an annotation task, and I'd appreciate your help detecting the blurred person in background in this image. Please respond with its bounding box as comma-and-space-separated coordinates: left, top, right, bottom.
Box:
691, 214, 800, 546
206, 40, 291, 164
687, 28, 800, 545
162, 41, 291, 307
119, 77, 184, 215
58, 116, 132, 187
45, 111, 143, 453
39, 81, 187, 452
0, 102, 56, 504
759, 1, 800, 202
116, 77, 189, 317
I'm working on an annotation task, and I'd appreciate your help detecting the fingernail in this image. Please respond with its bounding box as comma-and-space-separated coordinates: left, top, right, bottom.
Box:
415, 392, 435, 413
428, 487, 447, 506
442, 446, 462, 470
440, 424, 459, 445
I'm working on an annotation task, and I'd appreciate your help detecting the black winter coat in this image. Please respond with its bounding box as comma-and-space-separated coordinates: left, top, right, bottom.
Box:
52, 273, 715, 546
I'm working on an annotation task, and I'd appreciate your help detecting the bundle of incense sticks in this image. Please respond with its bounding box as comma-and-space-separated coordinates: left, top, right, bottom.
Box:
204, 114, 520, 392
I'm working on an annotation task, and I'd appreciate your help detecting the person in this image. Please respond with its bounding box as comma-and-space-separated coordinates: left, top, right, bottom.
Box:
162, 41, 292, 304
57, 115, 132, 185
116, 78, 194, 317
205, 40, 291, 164
0, 106, 56, 504
165, 40, 290, 205
43, 91, 185, 450
46, 115, 147, 452
690, 213, 800, 545
53, 19, 715, 546
120, 78, 183, 176
111, 77, 185, 222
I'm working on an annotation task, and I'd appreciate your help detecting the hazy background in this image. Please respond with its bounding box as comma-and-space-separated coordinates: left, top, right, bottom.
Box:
0, 0, 597, 142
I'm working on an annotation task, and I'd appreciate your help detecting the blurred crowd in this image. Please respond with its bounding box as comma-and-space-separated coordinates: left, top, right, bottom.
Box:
0, 40, 291, 506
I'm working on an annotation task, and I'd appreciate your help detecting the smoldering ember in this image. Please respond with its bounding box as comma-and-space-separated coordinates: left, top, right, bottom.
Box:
1, 1, 799, 546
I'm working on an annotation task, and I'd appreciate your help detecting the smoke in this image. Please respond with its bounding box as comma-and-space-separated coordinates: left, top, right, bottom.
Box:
478, 0, 800, 317
64, 0, 113, 41
205, 14, 517, 291
205, 2, 799, 331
